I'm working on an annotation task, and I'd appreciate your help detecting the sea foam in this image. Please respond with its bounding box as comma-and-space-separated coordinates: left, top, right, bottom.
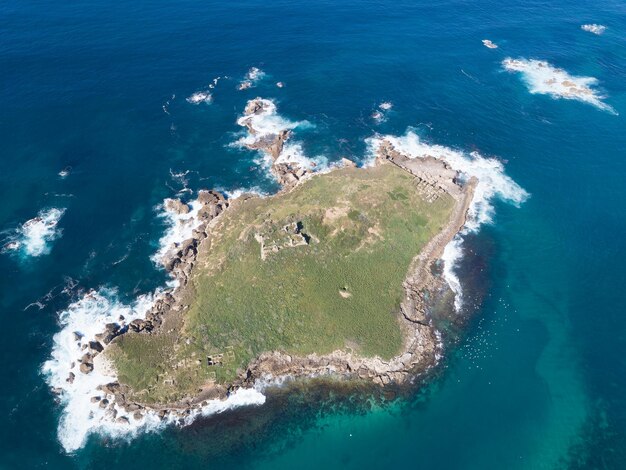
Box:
222, 186, 268, 200
234, 98, 328, 173
581, 24, 606, 35
151, 198, 204, 265
367, 131, 528, 309
41, 288, 265, 453
45, 199, 267, 453
2, 207, 66, 258
238, 67, 267, 90
372, 101, 394, 123
186, 91, 212, 105
502, 58, 617, 114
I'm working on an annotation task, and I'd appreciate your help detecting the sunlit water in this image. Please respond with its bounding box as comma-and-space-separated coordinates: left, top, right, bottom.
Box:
1, 0, 624, 468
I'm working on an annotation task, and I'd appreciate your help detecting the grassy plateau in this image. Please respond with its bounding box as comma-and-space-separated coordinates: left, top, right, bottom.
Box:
109, 163, 455, 403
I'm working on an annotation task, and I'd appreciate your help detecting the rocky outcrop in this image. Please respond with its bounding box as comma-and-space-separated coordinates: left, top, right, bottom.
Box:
69, 189, 228, 383
238, 98, 310, 188
161, 190, 227, 287
94, 323, 121, 345
164, 198, 190, 215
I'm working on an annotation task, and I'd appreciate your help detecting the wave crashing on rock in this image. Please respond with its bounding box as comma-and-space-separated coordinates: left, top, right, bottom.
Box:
502, 58, 617, 114
2, 207, 66, 258
42, 288, 266, 453
367, 131, 528, 309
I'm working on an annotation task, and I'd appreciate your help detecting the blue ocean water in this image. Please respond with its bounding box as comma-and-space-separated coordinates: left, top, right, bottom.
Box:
1, 0, 625, 468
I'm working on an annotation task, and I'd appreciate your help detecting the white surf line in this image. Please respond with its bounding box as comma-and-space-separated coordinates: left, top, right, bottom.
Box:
366, 131, 528, 310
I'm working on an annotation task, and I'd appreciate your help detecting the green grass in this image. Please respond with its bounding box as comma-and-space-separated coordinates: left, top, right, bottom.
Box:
111, 163, 454, 402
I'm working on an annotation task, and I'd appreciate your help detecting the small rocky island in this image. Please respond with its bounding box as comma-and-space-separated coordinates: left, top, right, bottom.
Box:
73, 99, 476, 423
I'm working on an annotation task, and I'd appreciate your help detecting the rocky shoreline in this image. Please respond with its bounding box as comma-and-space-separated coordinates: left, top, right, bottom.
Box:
64, 99, 476, 425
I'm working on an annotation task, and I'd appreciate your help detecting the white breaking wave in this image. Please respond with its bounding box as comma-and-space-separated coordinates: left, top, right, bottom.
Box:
2, 208, 66, 257
41, 288, 266, 453
275, 142, 328, 170
366, 131, 528, 309
151, 198, 204, 265
235, 98, 311, 142
238, 67, 267, 90
44, 194, 267, 453
234, 98, 328, 173
502, 58, 617, 114
222, 186, 268, 200
581, 24, 606, 35
246, 67, 265, 81
372, 101, 394, 123
186, 91, 213, 105
208, 76, 224, 89
58, 166, 72, 178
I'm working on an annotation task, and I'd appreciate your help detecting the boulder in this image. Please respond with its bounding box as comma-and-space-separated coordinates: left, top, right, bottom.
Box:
88, 341, 104, 353
90, 396, 101, 403
164, 198, 190, 215
96, 323, 121, 344
125, 403, 141, 412
267, 129, 291, 160
163, 256, 181, 273
129, 319, 146, 332
99, 382, 120, 395
180, 238, 197, 258
99, 399, 109, 409
105, 323, 120, 334
244, 98, 267, 116
66, 372, 75, 384
197, 190, 223, 205
116, 416, 130, 425
133, 411, 143, 421
192, 228, 207, 241
79, 362, 93, 374
340, 157, 357, 168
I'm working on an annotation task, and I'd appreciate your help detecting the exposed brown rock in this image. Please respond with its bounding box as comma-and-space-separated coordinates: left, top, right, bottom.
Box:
164, 198, 190, 215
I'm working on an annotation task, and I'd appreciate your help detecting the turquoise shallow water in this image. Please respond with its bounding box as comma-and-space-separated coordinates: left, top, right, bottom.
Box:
1, 0, 625, 468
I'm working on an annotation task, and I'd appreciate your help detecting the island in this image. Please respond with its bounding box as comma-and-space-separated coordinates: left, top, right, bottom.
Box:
75, 99, 476, 423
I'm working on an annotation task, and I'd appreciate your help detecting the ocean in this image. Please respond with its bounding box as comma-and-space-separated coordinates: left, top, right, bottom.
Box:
1, 0, 625, 468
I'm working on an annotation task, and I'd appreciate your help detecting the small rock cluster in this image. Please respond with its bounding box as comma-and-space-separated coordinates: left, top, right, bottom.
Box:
240, 98, 312, 188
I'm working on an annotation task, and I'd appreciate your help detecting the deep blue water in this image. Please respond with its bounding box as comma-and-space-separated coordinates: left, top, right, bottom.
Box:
1, 0, 625, 468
